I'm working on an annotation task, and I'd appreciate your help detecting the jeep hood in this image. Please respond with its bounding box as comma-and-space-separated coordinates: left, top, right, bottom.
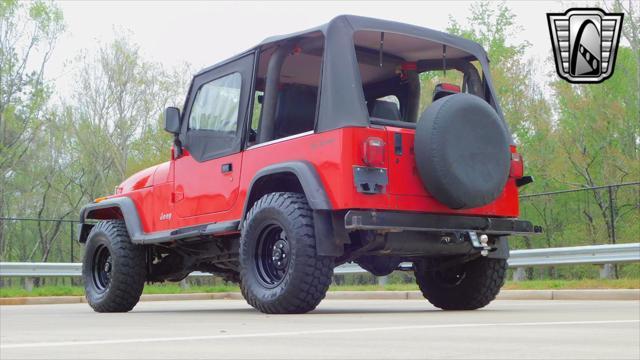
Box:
116, 165, 159, 194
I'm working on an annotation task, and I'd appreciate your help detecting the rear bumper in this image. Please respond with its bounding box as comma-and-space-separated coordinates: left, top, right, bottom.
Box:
344, 210, 542, 235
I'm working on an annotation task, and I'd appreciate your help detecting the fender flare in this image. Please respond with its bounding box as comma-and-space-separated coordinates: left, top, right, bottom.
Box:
241, 160, 332, 223
78, 197, 144, 243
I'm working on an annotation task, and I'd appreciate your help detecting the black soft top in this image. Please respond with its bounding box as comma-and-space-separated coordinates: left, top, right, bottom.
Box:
198, 15, 504, 133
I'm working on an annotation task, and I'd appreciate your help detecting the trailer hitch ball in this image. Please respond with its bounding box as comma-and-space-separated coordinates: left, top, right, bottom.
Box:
479, 234, 489, 256
469, 232, 491, 256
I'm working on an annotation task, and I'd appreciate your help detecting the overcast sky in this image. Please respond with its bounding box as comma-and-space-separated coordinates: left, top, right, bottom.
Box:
48, 0, 598, 97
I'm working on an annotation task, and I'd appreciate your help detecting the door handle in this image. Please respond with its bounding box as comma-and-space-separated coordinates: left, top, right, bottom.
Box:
221, 163, 233, 173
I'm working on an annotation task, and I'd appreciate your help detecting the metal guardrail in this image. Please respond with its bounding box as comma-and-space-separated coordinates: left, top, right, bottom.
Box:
509, 243, 640, 267
1, 243, 638, 277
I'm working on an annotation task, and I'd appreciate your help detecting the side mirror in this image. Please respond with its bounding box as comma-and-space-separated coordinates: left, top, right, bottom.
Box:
164, 107, 181, 134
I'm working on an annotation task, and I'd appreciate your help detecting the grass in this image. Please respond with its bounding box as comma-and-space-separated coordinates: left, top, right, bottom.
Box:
0, 278, 638, 298
0, 285, 85, 298
502, 278, 640, 290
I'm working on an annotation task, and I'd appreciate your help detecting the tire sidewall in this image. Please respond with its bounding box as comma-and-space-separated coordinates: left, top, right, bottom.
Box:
415, 257, 507, 310
82, 228, 113, 305
240, 206, 302, 305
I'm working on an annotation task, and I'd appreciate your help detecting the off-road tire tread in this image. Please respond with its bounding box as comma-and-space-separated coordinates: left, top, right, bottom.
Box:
83, 220, 146, 312
414, 257, 507, 310
240, 192, 333, 314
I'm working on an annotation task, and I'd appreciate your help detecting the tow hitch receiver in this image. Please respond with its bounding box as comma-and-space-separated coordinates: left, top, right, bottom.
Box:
469, 231, 491, 256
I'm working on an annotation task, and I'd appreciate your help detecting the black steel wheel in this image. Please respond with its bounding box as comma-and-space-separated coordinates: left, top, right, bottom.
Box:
240, 192, 334, 314
91, 244, 112, 292
255, 224, 291, 287
82, 220, 146, 313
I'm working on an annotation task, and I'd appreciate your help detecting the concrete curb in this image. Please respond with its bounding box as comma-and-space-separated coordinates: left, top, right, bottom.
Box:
551, 289, 640, 301
1, 289, 638, 306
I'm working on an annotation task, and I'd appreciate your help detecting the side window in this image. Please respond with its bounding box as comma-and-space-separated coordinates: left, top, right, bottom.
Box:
251, 91, 264, 131
189, 72, 242, 133
250, 32, 324, 145
368, 95, 401, 121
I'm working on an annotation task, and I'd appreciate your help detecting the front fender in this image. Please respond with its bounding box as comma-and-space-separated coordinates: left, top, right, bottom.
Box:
78, 197, 143, 243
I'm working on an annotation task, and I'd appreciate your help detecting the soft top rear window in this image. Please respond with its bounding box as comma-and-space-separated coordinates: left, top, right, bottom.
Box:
353, 30, 490, 128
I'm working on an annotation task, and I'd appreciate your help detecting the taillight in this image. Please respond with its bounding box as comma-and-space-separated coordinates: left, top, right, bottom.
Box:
510, 145, 524, 178
363, 137, 386, 167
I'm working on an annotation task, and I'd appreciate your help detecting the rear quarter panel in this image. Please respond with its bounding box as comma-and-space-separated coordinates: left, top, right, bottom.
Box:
240, 127, 519, 217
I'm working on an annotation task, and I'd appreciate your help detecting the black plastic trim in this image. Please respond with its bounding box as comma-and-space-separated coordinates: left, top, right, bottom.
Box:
487, 236, 510, 259
78, 197, 240, 244
516, 175, 534, 187
353, 166, 388, 194
394, 132, 403, 155
370, 117, 416, 129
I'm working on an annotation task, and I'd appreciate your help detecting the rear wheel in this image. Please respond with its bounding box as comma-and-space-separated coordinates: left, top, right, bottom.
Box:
82, 220, 146, 312
240, 192, 334, 314
414, 256, 506, 310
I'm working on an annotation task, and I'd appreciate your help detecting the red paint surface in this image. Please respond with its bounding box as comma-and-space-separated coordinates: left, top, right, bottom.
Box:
108, 126, 521, 234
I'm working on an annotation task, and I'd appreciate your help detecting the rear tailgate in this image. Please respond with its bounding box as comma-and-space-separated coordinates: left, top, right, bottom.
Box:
385, 126, 427, 197
381, 125, 520, 217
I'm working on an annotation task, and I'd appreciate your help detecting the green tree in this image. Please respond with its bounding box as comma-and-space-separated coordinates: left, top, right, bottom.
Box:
0, 0, 64, 258
447, 2, 552, 146
552, 46, 639, 246
66, 35, 189, 201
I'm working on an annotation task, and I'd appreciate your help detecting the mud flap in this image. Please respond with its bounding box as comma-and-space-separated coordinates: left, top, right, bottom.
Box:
487, 236, 510, 259
313, 210, 346, 257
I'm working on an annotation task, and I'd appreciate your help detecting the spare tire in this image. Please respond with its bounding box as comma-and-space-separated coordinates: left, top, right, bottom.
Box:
415, 93, 510, 209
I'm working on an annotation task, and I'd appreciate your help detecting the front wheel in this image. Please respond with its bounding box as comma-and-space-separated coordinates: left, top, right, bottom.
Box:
414, 256, 507, 310
82, 220, 146, 312
239, 192, 334, 314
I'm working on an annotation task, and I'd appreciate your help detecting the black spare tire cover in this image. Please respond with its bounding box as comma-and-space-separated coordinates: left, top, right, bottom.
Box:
415, 93, 510, 209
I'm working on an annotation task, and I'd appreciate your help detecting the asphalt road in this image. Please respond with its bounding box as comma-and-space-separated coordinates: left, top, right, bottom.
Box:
1, 299, 639, 359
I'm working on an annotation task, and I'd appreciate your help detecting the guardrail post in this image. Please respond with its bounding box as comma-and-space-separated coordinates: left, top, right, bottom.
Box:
512, 267, 527, 281
70, 222, 74, 263
179, 279, 190, 289
24, 277, 34, 292
608, 186, 618, 279
600, 263, 615, 279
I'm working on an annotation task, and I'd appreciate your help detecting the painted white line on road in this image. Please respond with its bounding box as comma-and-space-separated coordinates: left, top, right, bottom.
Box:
2, 320, 638, 349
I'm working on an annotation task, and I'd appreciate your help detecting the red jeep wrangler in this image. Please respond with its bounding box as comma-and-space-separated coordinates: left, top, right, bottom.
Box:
78, 15, 540, 314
